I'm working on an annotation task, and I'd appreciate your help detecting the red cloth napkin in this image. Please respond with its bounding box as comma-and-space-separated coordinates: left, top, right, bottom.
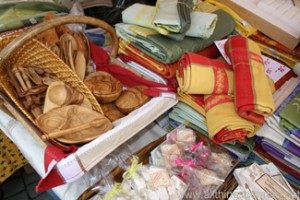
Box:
89, 40, 177, 98
36, 144, 77, 192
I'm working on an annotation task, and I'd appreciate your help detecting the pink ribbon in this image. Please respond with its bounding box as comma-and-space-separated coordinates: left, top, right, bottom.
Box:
189, 141, 204, 152
175, 158, 195, 167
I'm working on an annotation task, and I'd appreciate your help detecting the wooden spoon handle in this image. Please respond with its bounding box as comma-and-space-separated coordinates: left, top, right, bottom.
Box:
41, 118, 106, 141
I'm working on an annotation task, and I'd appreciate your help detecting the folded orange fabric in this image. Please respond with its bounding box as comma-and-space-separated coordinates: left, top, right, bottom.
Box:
177, 52, 234, 94
204, 94, 260, 144
224, 36, 275, 124
119, 39, 177, 79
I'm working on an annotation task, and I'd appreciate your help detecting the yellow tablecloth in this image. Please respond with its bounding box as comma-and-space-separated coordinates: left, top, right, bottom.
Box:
0, 105, 27, 183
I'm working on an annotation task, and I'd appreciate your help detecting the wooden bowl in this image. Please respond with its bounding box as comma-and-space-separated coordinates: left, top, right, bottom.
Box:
84, 71, 123, 103
101, 103, 125, 122
115, 86, 150, 114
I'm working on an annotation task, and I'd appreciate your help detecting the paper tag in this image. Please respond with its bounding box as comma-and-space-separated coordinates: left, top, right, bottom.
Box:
214, 39, 291, 83
214, 39, 232, 64
261, 163, 295, 194
150, 169, 172, 188
255, 173, 295, 200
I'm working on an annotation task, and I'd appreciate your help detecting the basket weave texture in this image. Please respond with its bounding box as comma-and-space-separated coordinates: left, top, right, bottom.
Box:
0, 15, 119, 125
0, 34, 102, 124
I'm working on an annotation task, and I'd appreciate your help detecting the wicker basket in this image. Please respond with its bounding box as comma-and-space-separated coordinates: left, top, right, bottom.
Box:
0, 15, 119, 125
77, 131, 239, 200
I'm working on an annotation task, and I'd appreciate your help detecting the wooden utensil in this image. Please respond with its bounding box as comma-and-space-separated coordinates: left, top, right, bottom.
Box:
36, 105, 113, 144
41, 118, 108, 141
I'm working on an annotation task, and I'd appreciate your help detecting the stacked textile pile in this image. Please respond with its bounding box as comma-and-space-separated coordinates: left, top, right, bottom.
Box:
115, 1, 235, 81
177, 35, 275, 144
113, 0, 277, 163
254, 77, 300, 188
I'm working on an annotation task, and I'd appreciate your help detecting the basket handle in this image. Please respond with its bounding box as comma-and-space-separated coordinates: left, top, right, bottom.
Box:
0, 15, 119, 66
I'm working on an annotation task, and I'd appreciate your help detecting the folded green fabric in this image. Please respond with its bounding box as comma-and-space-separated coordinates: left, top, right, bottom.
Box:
168, 102, 208, 133
116, 9, 235, 64
279, 92, 300, 136
0, 1, 68, 32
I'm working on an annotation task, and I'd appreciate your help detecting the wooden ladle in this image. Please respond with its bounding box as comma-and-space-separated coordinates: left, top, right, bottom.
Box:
41, 118, 107, 141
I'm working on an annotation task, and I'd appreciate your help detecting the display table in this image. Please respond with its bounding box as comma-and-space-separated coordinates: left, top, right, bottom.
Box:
0, 94, 177, 199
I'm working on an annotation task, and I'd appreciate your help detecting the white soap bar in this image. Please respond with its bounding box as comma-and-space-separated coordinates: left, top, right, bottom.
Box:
147, 189, 160, 200
156, 187, 169, 200
132, 177, 147, 191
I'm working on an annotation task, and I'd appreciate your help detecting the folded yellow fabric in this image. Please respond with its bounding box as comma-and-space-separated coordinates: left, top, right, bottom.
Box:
177, 89, 206, 116
177, 52, 234, 94
204, 94, 261, 144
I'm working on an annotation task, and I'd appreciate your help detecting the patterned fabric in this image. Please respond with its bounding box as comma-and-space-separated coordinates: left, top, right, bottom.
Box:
254, 144, 300, 181
0, 1, 68, 33
275, 83, 300, 139
256, 122, 300, 158
256, 137, 300, 168
279, 92, 300, 139
118, 39, 177, 79
0, 128, 27, 183
224, 35, 275, 124
204, 94, 260, 144
177, 52, 234, 94
250, 31, 300, 62
116, 9, 235, 64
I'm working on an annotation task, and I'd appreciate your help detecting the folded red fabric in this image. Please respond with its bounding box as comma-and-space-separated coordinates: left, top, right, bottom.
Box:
224, 36, 275, 124
119, 40, 177, 79
36, 144, 77, 192
90, 40, 177, 98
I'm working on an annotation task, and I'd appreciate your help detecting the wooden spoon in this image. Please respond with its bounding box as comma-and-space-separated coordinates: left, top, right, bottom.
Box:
41, 118, 108, 141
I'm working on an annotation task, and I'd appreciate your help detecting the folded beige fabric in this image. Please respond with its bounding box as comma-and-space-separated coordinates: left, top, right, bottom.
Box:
122, 3, 217, 39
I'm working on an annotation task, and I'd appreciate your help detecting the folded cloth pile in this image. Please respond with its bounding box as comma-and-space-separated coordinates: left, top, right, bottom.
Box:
224, 35, 275, 125
0, 1, 68, 33
116, 8, 235, 64
272, 77, 300, 110
118, 39, 177, 79
168, 101, 257, 161
176, 36, 275, 144
275, 82, 300, 140
122, 2, 217, 41
177, 90, 206, 115
204, 94, 260, 144
262, 90, 300, 183
177, 52, 234, 94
